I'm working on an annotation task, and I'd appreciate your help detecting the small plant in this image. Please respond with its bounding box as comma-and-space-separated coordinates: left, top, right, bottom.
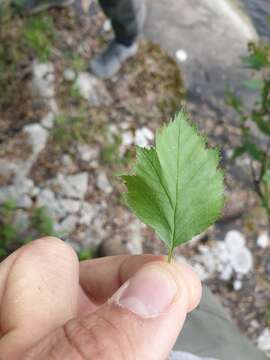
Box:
69, 54, 87, 73
0, 199, 18, 257
0, 202, 94, 261
0, 5, 57, 107
52, 113, 88, 146
121, 111, 224, 262
227, 35, 270, 222
78, 248, 94, 261
30, 207, 54, 237
23, 16, 57, 61
101, 133, 122, 166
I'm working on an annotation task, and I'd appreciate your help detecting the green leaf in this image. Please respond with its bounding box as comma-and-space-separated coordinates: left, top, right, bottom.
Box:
121, 111, 224, 256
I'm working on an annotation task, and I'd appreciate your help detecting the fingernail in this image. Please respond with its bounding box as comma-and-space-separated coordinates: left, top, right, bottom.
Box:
113, 266, 178, 318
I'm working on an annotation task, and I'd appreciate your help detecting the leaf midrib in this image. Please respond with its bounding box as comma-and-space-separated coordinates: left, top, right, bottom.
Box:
171, 121, 181, 248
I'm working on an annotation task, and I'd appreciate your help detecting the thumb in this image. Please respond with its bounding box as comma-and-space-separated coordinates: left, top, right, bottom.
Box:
24, 261, 201, 360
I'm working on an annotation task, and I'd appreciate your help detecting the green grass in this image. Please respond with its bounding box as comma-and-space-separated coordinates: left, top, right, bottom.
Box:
0, 200, 96, 261
0, 4, 57, 107
0, 199, 18, 257
23, 16, 57, 62
70, 54, 87, 73
30, 207, 54, 237
52, 113, 88, 148
101, 134, 122, 166
0, 201, 55, 258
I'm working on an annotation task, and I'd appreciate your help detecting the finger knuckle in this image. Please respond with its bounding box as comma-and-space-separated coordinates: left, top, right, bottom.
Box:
63, 313, 134, 360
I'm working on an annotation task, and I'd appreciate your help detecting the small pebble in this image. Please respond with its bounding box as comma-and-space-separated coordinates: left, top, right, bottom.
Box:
233, 279, 242, 291
63, 68, 76, 82
175, 49, 188, 62
257, 232, 269, 249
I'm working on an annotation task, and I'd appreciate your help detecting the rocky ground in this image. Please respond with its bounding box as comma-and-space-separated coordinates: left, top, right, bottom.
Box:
0, 1, 270, 357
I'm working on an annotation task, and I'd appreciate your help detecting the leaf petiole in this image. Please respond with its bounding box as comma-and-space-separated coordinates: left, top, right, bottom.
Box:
167, 247, 174, 263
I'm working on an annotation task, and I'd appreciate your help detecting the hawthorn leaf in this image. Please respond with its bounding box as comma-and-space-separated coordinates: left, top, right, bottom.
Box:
121, 111, 224, 257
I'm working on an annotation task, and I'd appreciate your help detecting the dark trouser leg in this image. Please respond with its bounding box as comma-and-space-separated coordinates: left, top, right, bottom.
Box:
99, 0, 138, 46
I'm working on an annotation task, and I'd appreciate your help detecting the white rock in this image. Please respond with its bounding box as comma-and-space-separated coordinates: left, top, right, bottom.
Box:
0, 187, 14, 204
14, 177, 34, 194
250, 320, 260, 330
17, 194, 32, 209
78, 202, 97, 225
175, 49, 188, 62
75, 73, 112, 106
198, 245, 208, 254
30, 186, 40, 197
122, 131, 134, 147
226, 149, 234, 160
37, 189, 60, 218
54, 215, 77, 236
127, 219, 144, 255
203, 253, 217, 274
0, 178, 34, 204
24, 124, 48, 157
37, 189, 70, 219
233, 279, 243, 291
126, 239, 143, 255
119, 131, 133, 156
96, 172, 113, 194
135, 127, 154, 148
220, 263, 233, 281
257, 232, 269, 249
103, 19, 112, 32
32, 61, 55, 98
63, 68, 76, 82
41, 112, 55, 129
61, 154, 73, 167
214, 242, 231, 263
0, 160, 23, 184
48, 98, 59, 113
58, 198, 81, 214
37, 188, 55, 206
77, 144, 99, 162
257, 328, 270, 352
192, 263, 210, 281
231, 247, 253, 274
224, 230, 246, 253
56, 173, 89, 199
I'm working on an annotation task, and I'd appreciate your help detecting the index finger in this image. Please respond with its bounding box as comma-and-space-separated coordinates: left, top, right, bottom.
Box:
79, 254, 165, 304
79, 254, 201, 312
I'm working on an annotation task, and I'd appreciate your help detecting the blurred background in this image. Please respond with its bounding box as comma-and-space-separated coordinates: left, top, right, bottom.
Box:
0, 0, 270, 357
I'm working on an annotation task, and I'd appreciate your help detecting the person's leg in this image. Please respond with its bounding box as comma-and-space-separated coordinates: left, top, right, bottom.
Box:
99, 0, 138, 46
172, 286, 267, 360
89, 0, 146, 78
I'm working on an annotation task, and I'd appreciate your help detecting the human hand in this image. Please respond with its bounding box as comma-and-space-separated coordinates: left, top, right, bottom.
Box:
0, 237, 201, 360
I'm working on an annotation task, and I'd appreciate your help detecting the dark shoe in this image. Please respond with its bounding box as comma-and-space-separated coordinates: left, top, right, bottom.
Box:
18, 0, 74, 14
89, 41, 138, 78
